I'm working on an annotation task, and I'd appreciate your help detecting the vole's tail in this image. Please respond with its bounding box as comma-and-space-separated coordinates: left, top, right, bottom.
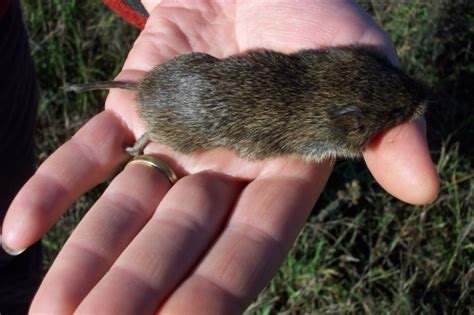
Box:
63, 81, 138, 93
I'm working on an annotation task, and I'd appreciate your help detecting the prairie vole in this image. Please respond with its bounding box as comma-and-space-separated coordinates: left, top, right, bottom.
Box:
65, 45, 429, 161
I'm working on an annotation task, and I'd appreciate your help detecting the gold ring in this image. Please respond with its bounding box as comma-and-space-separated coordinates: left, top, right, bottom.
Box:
127, 155, 178, 185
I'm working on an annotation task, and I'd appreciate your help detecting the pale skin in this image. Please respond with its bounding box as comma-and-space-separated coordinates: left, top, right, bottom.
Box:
2, 1, 439, 314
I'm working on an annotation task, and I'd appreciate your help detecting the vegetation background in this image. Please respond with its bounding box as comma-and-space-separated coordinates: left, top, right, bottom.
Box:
21, 0, 473, 314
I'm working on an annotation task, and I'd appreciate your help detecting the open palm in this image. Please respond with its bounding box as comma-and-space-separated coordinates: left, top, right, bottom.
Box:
3, 1, 439, 313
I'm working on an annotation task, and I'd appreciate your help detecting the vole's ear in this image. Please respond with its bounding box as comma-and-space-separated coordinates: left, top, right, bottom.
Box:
330, 105, 362, 118
329, 104, 364, 129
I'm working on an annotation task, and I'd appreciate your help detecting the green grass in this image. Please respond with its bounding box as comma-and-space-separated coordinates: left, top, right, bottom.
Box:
21, 0, 473, 314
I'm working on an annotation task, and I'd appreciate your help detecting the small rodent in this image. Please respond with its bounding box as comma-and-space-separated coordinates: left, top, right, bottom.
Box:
65, 45, 428, 161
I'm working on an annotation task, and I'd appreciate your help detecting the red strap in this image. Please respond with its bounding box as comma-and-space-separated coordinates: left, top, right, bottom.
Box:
103, 0, 147, 29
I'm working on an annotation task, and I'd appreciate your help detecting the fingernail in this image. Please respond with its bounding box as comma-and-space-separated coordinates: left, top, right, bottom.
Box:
0, 234, 26, 256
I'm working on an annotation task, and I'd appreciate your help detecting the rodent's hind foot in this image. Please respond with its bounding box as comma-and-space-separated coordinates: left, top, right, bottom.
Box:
125, 146, 142, 157
126, 133, 150, 156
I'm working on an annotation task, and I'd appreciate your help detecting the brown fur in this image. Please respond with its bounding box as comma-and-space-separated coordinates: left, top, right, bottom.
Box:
65, 46, 429, 161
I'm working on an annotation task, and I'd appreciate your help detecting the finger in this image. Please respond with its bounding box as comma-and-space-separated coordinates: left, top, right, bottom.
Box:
364, 119, 440, 205
159, 159, 333, 314
29, 160, 172, 314
2, 111, 131, 251
75, 172, 244, 314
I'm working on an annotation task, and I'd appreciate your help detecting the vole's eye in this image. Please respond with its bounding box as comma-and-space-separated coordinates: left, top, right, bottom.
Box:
356, 124, 367, 134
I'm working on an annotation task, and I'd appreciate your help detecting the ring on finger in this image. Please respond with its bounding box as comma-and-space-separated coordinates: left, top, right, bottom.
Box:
127, 155, 178, 185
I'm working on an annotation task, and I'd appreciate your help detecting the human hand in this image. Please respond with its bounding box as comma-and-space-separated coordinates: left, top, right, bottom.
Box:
3, 0, 439, 313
